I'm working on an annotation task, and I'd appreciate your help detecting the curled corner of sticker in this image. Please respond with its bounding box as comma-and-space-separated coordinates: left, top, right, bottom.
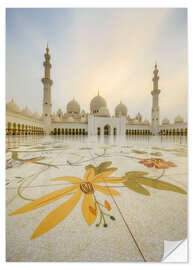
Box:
162, 239, 187, 262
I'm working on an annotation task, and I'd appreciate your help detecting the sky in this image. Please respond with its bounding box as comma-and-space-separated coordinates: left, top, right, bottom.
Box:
6, 8, 187, 122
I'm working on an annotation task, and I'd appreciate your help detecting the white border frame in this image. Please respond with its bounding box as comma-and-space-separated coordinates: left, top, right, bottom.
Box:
1, 0, 192, 268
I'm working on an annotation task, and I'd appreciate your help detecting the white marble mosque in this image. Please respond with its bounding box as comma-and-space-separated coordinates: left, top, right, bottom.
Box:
6, 45, 187, 137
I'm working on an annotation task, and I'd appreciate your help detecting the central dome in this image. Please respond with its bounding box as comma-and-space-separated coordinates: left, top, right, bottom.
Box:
67, 97, 80, 114
90, 92, 107, 114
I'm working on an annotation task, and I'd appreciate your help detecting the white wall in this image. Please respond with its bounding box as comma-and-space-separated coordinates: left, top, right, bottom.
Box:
88, 115, 126, 135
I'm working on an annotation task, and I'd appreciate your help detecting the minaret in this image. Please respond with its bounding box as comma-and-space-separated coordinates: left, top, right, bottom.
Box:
41, 44, 53, 134
151, 62, 161, 135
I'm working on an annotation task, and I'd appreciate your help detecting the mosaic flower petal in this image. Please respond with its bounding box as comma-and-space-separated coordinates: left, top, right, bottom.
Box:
84, 168, 95, 181
31, 189, 82, 239
82, 193, 97, 225
92, 169, 117, 182
9, 185, 77, 215
51, 176, 82, 184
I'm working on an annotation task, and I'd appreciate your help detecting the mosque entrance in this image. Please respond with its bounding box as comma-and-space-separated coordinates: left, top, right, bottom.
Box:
104, 125, 111, 135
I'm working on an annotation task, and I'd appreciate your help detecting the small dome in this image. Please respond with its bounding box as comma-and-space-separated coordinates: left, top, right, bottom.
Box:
162, 118, 170, 125
67, 97, 80, 114
21, 106, 32, 117
90, 92, 107, 114
175, 115, 184, 124
6, 99, 20, 113
115, 101, 127, 117
81, 110, 86, 118
136, 112, 142, 122
57, 108, 63, 117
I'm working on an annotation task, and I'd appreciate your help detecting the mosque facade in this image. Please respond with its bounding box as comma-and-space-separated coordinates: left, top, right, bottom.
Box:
6, 46, 187, 136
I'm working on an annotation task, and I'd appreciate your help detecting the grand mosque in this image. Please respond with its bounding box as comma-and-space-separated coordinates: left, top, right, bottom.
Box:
6, 46, 187, 136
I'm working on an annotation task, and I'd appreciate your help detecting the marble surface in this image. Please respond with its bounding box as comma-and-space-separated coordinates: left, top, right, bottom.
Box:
6, 135, 187, 262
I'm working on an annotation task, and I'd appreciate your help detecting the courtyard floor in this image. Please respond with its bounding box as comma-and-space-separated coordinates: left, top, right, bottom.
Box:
6, 135, 187, 262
